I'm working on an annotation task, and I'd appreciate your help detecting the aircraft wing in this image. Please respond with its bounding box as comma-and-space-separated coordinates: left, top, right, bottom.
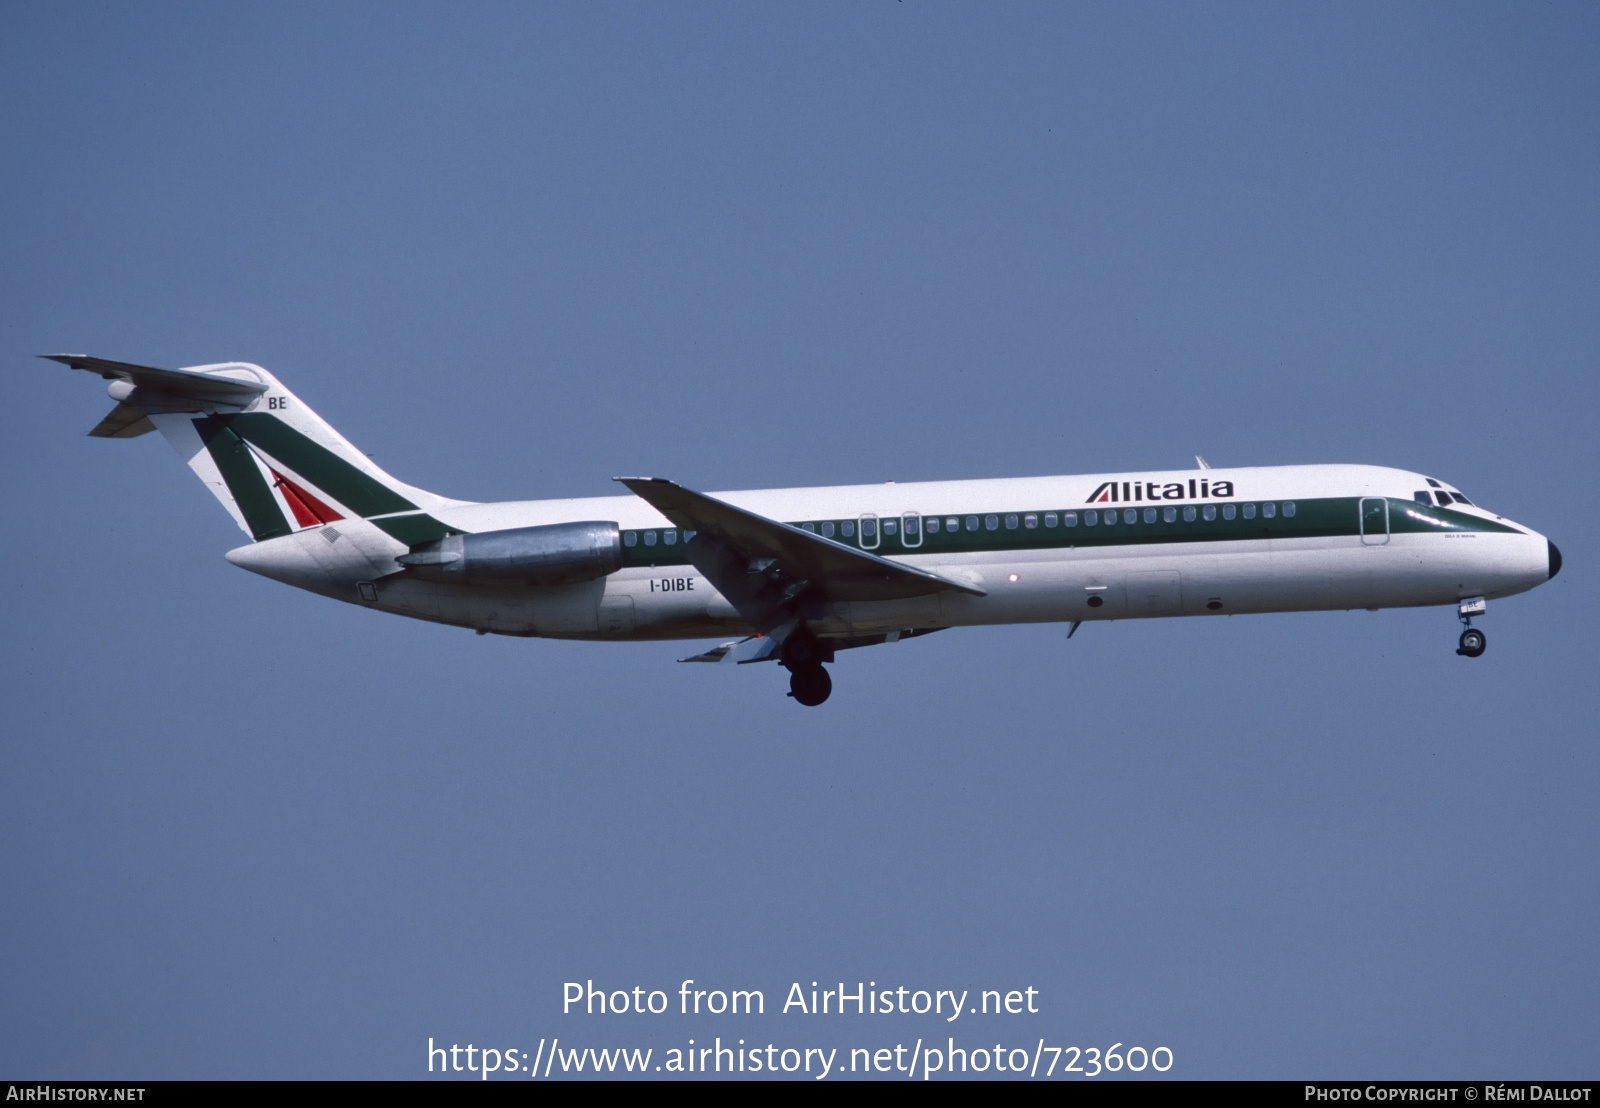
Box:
42, 354, 267, 409
615, 477, 985, 604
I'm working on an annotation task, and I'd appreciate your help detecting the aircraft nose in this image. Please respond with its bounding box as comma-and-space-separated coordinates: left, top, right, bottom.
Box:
1549, 540, 1562, 580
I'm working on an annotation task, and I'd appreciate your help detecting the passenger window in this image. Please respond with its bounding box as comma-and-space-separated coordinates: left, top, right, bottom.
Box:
1222, 504, 1236, 520
1005, 514, 1018, 529
925, 517, 939, 533
1283, 502, 1296, 517
644, 530, 657, 546
1140, 508, 1154, 523
1124, 508, 1137, 524
883, 519, 897, 535
842, 521, 855, 537
985, 515, 999, 530
683, 531, 696, 543
904, 515, 919, 535
1163, 507, 1177, 523
1063, 511, 1076, 527
1084, 510, 1097, 526
822, 521, 835, 537
1202, 505, 1216, 521
801, 523, 814, 533
965, 516, 978, 532
1183, 506, 1196, 522
948, 517, 960, 532
664, 529, 677, 543
1045, 512, 1058, 527
624, 531, 637, 547
1024, 513, 1037, 529
862, 517, 878, 538
1242, 504, 1256, 519
1263, 503, 1276, 518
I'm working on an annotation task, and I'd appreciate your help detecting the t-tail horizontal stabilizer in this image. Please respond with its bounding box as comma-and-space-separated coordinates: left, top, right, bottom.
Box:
87, 402, 156, 439
43, 353, 269, 438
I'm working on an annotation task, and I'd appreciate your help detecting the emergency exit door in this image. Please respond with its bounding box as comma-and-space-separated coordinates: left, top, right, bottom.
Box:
1360, 498, 1390, 545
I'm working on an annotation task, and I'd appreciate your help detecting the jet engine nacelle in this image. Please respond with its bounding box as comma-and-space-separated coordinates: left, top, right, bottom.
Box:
396, 521, 622, 587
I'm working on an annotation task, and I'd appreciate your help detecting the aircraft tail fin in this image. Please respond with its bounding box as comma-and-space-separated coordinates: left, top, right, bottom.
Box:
44, 355, 471, 545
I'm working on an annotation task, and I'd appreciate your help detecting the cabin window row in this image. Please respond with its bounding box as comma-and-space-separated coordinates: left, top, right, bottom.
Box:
1055, 501, 1296, 527
784, 502, 1296, 538
623, 528, 698, 548
624, 502, 1299, 549
800, 502, 1297, 532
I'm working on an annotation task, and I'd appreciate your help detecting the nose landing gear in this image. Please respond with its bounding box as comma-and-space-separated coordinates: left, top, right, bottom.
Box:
1456, 597, 1487, 658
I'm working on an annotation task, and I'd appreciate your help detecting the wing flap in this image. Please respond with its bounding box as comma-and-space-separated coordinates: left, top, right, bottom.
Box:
679, 636, 781, 664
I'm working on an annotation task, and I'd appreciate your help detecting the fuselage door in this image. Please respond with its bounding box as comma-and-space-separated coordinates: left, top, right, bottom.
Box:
901, 512, 923, 548
859, 513, 880, 550
1128, 570, 1184, 616
1360, 497, 1390, 545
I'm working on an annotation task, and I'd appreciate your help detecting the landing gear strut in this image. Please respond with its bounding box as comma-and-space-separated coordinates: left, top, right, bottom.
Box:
1456, 598, 1487, 658
781, 627, 832, 705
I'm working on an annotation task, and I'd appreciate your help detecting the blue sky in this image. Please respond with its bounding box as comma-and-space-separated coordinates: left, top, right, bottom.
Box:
2, 2, 1596, 1079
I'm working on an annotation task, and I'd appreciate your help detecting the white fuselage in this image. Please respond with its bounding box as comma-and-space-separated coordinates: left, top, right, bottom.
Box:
226, 463, 1555, 642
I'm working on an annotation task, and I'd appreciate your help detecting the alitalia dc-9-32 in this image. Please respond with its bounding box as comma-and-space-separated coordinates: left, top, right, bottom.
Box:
46, 355, 1561, 706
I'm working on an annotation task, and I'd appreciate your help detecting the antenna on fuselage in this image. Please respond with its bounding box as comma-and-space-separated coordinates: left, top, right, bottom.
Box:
1195, 455, 1211, 469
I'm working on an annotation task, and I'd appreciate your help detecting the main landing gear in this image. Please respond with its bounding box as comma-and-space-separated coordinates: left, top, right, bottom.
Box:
788, 664, 832, 706
1456, 597, 1487, 658
781, 627, 833, 706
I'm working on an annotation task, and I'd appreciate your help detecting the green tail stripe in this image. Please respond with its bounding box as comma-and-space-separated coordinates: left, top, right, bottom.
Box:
223, 413, 417, 518
194, 418, 293, 541
371, 513, 460, 545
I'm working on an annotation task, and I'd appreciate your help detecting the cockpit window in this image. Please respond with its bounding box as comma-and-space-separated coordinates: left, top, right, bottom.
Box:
1425, 478, 1442, 488
1450, 492, 1474, 506
1414, 491, 1432, 504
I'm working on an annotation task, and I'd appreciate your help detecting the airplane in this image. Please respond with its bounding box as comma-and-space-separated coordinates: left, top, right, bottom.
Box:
44, 354, 1562, 706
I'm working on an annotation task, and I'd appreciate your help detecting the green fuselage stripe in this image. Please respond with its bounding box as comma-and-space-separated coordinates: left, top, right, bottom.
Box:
222, 413, 417, 518
199, 414, 462, 544
194, 417, 292, 541
616, 496, 1519, 569
370, 513, 460, 544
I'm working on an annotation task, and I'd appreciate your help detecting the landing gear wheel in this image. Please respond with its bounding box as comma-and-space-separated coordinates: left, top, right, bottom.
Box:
1457, 628, 1486, 658
787, 664, 832, 706
780, 629, 823, 668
